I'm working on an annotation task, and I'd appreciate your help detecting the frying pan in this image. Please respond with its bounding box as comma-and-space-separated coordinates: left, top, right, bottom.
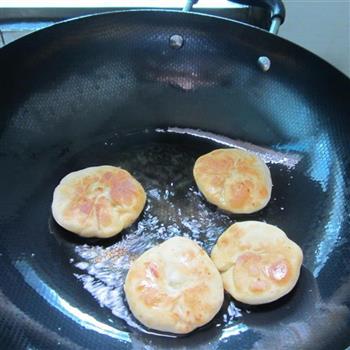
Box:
0, 0, 349, 349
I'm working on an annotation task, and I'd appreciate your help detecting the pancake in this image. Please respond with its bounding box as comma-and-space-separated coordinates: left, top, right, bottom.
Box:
193, 148, 272, 213
52, 165, 146, 238
124, 237, 224, 334
211, 221, 303, 305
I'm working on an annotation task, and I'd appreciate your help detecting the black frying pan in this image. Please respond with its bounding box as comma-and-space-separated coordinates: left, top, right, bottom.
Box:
0, 0, 349, 349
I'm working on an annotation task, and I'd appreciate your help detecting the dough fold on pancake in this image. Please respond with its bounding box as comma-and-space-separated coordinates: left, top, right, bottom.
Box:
211, 221, 303, 305
52, 165, 146, 238
124, 237, 224, 334
193, 148, 272, 213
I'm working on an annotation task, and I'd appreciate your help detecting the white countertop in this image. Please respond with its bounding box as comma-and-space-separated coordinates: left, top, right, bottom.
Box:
280, 0, 349, 77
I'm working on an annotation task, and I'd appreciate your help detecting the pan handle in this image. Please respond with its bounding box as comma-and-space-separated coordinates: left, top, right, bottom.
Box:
184, 0, 285, 34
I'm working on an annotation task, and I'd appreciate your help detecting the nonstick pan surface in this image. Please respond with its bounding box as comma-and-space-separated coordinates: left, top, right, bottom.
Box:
0, 10, 349, 350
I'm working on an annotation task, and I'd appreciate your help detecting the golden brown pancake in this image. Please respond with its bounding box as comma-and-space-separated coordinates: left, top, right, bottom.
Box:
52, 166, 146, 238
193, 148, 272, 213
211, 221, 303, 305
124, 237, 224, 334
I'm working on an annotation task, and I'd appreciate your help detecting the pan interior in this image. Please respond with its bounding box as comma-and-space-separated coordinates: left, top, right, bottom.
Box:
0, 10, 349, 350
42, 127, 320, 345
1, 123, 348, 349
